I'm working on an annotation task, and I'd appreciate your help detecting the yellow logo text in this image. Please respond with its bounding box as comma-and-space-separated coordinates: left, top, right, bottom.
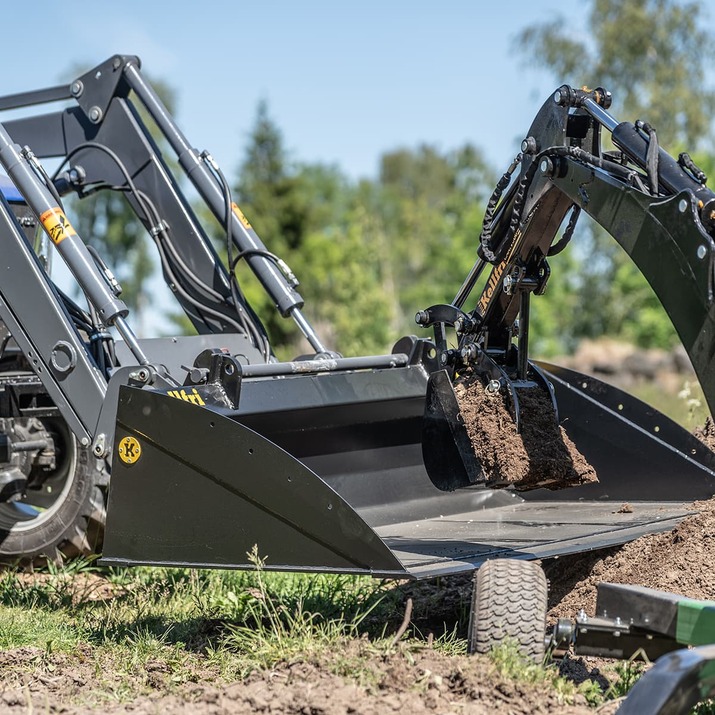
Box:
231, 202, 252, 230
166, 388, 206, 406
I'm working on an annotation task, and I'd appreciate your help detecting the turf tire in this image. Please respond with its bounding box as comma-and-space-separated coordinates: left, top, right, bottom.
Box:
468, 558, 548, 662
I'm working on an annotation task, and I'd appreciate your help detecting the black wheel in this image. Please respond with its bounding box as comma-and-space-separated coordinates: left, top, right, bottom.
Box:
0, 416, 108, 565
468, 558, 548, 662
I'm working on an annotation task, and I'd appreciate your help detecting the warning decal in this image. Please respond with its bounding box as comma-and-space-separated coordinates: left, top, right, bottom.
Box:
39, 207, 78, 245
231, 202, 252, 230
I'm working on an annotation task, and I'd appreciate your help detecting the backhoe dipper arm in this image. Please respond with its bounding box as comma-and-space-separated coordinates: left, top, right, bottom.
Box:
550, 97, 715, 413
454, 85, 715, 416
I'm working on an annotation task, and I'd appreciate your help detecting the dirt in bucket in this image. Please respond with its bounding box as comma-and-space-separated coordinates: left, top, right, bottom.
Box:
453, 371, 597, 490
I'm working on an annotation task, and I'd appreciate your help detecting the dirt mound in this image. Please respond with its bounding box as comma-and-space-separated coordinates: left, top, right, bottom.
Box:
546, 498, 715, 619
455, 375, 597, 489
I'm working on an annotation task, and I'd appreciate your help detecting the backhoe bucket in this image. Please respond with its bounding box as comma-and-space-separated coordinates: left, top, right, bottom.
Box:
103, 356, 715, 579
422, 369, 482, 491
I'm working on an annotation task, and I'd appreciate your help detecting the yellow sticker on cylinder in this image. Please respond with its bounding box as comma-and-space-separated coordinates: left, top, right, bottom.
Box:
39, 207, 78, 245
117, 436, 142, 465
231, 202, 252, 229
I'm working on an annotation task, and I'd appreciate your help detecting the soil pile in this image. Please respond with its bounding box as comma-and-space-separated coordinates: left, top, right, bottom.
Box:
546, 498, 715, 619
454, 374, 597, 490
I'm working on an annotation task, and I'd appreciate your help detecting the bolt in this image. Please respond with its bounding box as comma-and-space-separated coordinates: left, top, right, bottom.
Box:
454, 317, 464, 332
521, 136, 538, 154
415, 310, 428, 326
112, 57, 122, 70
80, 437, 89, 447
70, 80, 83, 97
679, 198, 689, 213
540, 157, 554, 176
485, 379, 501, 394
697, 245, 707, 260
440, 353, 448, 365
460, 344, 477, 362
93, 434, 107, 458
88, 106, 103, 123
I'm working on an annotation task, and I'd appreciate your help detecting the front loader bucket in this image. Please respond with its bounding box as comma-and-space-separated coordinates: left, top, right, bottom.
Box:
103, 387, 406, 576
103, 356, 715, 579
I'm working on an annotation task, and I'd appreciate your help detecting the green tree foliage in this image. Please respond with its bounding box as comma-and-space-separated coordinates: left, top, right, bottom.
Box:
232, 103, 494, 357
373, 144, 494, 336
516, 0, 715, 149
233, 102, 392, 356
515, 0, 715, 352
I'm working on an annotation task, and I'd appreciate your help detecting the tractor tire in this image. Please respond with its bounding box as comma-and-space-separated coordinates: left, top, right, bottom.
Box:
468, 558, 548, 662
0, 416, 108, 566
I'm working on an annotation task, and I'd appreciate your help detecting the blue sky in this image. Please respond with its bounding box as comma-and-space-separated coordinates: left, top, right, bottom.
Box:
0, 1, 601, 179
2, 1, 714, 336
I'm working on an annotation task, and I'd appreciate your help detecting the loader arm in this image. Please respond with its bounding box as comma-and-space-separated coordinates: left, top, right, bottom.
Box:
0, 55, 327, 355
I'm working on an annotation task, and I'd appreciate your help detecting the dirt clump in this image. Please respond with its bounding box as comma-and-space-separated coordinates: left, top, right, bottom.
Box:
694, 417, 715, 451
454, 373, 597, 490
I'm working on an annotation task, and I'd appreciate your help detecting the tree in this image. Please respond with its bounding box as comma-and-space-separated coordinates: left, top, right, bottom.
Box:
515, 0, 715, 352
372, 144, 494, 337
233, 101, 394, 357
516, 0, 715, 149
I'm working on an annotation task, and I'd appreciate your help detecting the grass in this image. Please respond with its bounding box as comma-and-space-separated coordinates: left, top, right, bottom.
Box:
0, 557, 711, 712
0, 554, 404, 701
629, 377, 710, 429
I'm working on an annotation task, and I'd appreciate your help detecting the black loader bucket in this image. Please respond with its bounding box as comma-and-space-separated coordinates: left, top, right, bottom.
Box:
103, 351, 715, 579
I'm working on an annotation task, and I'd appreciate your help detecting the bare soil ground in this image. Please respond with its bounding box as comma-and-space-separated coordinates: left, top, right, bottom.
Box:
0, 643, 596, 714
1, 372, 711, 712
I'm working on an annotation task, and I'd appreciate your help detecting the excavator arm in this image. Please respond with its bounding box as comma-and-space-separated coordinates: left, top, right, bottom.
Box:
419, 85, 715, 490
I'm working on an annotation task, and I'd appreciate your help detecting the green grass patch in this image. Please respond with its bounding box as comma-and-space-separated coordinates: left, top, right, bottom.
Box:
2, 558, 713, 712
0, 606, 77, 651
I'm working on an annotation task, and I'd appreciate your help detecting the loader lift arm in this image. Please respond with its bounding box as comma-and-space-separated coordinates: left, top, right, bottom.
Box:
0, 54, 328, 357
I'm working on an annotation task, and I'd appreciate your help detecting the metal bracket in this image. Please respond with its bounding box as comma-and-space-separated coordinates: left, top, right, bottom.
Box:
182, 348, 242, 410
72, 55, 138, 123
